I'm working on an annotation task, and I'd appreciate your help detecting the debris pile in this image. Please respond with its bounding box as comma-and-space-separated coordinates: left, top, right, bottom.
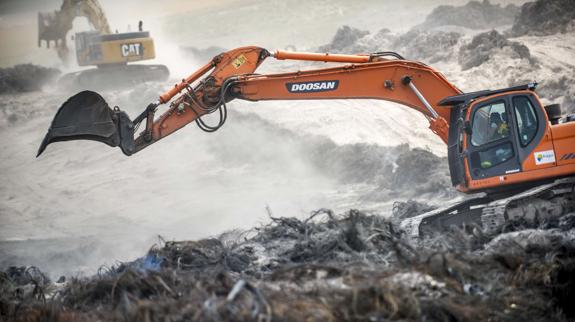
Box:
221, 112, 454, 201
0, 64, 60, 94
392, 30, 462, 63
458, 30, 531, 70
388, 148, 452, 197
511, 0, 575, 36
318, 25, 371, 53
317, 27, 462, 63
415, 0, 520, 30
2, 204, 575, 321
307, 138, 400, 185
308, 139, 454, 200
390, 200, 437, 223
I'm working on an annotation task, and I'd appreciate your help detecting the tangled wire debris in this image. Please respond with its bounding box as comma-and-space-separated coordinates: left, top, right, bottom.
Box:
2, 204, 575, 322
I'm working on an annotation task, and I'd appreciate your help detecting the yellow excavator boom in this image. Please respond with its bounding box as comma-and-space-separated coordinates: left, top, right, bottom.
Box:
38, 0, 111, 59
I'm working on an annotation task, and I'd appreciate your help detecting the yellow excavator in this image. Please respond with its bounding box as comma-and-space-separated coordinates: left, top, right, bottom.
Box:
38, 0, 169, 88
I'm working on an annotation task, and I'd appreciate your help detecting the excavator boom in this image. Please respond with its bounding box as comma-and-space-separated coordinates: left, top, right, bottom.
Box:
38, 0, 111, 59
39, 47, 459, 156
135, 48, 459, 153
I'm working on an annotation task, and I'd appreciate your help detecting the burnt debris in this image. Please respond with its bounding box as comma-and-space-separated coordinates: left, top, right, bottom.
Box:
511, 0, 575, 36
0, 64, 60, 94
2, 204, 575, 322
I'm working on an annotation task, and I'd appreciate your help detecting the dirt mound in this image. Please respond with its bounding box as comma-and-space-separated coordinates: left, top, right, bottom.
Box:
416, 0, 519, 30
220, 112, 453, 202
318, 25, 370, 53
0, 64, 60, 94
389, 148, 452, 197
318, 26, 462, 64
310, 143, 455, 201
3, 204, 575, 321
458, 30, 532, 70
511, 0, 575, 36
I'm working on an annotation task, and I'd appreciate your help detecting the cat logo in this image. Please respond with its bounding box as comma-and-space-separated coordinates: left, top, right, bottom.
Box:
121, 43, 143, 57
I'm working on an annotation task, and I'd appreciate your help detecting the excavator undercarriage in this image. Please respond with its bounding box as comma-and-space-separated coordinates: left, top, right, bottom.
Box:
401, 177, 575, 238
57, 64, 170, 90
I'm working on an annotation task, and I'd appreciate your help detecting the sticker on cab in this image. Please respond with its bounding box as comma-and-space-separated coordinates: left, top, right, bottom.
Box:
232, 55, 247, 69
534, 150, 555, 165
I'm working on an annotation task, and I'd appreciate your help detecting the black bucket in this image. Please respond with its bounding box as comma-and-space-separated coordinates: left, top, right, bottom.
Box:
37, 91, 134, 157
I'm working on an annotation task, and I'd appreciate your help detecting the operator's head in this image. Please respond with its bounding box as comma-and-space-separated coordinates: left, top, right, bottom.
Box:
490, 112, 502, 126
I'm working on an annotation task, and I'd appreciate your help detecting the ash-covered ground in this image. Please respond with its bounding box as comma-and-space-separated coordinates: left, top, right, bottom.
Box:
1, 0, 575, 321
3, 205, 575, 321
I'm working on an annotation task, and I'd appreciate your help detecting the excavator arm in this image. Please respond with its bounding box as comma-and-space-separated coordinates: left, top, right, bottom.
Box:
38, 0, 111, 61
37, 46, 575, 236
37, 46, 462, 157
147, 47, 460, 148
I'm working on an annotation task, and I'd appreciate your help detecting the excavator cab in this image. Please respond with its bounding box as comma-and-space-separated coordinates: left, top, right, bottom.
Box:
444, 84, 575, 193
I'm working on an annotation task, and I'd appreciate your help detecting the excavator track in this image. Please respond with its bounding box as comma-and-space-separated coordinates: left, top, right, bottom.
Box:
400, 177, 575, 239
58, 64, 170, 90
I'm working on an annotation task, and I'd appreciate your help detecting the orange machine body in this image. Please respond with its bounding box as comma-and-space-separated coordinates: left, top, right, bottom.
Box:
457, 91, 575, 192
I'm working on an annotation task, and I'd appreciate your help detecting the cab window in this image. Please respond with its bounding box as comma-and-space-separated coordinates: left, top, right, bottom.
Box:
513, 96, 538, 147
471, 101, 510, 146
471, 142, 514, 170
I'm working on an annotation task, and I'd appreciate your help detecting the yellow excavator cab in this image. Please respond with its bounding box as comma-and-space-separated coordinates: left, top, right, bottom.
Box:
75, 31, 156, 66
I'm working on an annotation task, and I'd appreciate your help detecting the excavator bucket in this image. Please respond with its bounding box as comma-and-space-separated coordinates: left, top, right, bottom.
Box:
37, 91, 135, 157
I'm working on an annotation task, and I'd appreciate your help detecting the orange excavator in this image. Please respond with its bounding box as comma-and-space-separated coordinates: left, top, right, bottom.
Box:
37, 46, 575, 237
